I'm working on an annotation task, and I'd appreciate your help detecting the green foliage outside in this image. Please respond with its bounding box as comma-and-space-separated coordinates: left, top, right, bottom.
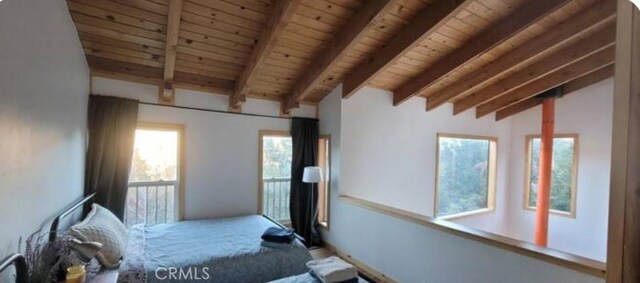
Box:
437, 137, 490, 217
528, 138, 575, 212
262, 137, 293, 179
262, 136, 293, 221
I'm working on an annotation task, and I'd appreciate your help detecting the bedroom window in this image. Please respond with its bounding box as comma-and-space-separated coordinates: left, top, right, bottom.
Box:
126, 123, 183, 228
259, 131, 331, 227
524, 134, 578, 217
435, 134, 497, 219
259, 131, 293, 224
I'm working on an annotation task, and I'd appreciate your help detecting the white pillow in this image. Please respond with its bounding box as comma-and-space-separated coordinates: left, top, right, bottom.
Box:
70, 204, 128, 268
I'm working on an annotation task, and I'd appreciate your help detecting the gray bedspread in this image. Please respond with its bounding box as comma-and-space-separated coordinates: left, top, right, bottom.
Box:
118, 215, 312, 283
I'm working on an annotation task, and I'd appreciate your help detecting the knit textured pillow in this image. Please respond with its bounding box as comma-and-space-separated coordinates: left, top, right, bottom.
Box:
70, 204, 128, 268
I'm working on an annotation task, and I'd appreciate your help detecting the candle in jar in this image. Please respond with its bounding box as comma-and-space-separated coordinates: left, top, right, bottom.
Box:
66, 265, 86, 283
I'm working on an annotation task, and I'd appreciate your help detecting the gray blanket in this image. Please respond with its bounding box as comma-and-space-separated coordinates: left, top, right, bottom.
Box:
118, 215, 312, 283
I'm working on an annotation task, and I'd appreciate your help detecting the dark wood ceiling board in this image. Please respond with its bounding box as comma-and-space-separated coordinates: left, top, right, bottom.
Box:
81, 40, 164, 62
84, 48, 164, 68
285, 22, 336, 42
67, 1, 167, 33
70, 12, 166, 42
301, 0, 356, 20
179, 22, 257, 47
178, 30, 254, 53
188, 0, 269, 23
219, 0, 273, 14
177, 37, 252, 59
179, 10, 262, 39
176, 53, 245, 72
75, 23, 165, 49
181, 1, 265, 32
79, 32, 165, 56
69, 0, 167, 25
176, 45, 248, 66
87, 55, 164, 79
110, 0, 169, 15
174, 65, 238, 81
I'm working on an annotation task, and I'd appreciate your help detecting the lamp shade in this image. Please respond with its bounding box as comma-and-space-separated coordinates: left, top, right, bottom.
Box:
302, 166, 323, 183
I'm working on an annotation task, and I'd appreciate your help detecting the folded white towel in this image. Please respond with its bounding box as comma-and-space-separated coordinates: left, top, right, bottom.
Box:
306, 256, 357, 283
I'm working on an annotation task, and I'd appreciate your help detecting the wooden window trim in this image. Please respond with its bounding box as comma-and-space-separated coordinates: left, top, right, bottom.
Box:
523, 134, 579, 218
318, 135, 331, 230
136, 122, 186, 221
434, 133, 498, 220
257, 131, 331, 229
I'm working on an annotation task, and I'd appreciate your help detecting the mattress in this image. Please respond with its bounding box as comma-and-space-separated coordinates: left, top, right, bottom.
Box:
118, 215, 312, 283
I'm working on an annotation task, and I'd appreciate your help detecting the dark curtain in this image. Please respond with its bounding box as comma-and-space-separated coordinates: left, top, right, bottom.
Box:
289, 117, 320, 246
85, 95, 139, 220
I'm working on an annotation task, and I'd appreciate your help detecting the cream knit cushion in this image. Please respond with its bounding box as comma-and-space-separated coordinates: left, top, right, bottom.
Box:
70, 204, 128, 268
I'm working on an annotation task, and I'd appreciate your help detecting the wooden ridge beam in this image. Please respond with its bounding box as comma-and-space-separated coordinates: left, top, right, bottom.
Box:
392, 0, 572, 106
426, 0, 616, 111
232, 0, 301, 111
476, 46, 615, 118
282, 0, 395, 113
494, 64, 614, 121
341, 0, 471, 99
159, 0, 183, 105
454, 24, 616, 115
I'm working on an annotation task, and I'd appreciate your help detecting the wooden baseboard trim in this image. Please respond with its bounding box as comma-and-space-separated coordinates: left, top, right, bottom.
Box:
322, 241, 398, 283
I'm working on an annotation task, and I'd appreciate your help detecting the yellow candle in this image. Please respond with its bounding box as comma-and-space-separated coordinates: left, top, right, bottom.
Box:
66, 265, 86, 283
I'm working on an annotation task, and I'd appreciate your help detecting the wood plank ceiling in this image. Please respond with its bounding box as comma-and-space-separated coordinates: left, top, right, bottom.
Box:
67, 0, 616, 118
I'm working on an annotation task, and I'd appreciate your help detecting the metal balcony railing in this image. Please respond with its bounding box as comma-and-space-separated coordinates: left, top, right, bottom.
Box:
263, 177, 291, 223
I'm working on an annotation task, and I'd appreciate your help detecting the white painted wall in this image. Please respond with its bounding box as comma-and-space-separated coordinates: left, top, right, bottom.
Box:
0, 0, 89, 260
91, 78, 316, 219
319, 86, 603, 283
504, 78, 613, 261
341, 87, 513, 235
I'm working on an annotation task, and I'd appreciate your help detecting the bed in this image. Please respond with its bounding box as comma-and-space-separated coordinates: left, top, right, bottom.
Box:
50, 194, 312, 283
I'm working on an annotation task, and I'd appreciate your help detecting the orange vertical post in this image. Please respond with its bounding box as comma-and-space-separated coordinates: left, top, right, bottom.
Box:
535, 98, 555, 246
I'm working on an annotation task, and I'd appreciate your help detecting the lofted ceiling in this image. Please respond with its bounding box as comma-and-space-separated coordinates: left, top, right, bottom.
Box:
67, 0, 616, 118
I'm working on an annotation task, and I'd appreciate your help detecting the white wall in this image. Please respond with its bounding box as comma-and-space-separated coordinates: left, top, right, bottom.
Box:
504, 78, 613, 261
91, 78, 316, 219
319, 86, 604, 283
341, 87, 512, 235
0, 0, 89, 259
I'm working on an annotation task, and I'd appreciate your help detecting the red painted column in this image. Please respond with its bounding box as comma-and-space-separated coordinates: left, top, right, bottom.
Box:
535, 99, 555, 247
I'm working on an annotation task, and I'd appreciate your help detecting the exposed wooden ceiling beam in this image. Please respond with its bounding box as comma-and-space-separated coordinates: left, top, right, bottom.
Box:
232, 0, 301, 111
426, 0, 616, 111
341, 0, 471, 99
475, 46, 615, 118
392, 0, 572, 106
454, 24, 615, 115
88, 55, 235, 95
281, 0, 396, 113
159, 0, 183, 105
494, 64, 614, 121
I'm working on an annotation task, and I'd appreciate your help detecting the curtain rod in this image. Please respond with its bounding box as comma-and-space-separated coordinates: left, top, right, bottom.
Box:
139, 101, 303, 120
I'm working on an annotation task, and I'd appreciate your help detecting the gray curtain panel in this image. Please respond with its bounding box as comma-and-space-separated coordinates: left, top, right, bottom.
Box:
289, 117, 320, 246
85, 95, 139, 220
